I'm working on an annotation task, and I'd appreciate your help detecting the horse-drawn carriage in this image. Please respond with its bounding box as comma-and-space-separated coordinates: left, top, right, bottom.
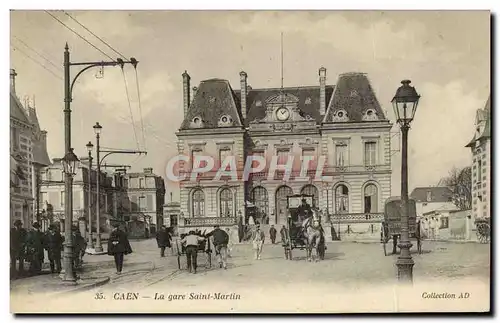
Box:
381, 197, 422, 256
174, 230, 213, 270
475, 217, 490, 244
282, 194, 326, 261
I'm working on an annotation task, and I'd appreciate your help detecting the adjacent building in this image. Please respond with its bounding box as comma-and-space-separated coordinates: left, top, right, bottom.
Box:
410, 186, 458, 219
10, 69, 51, 228
466, 95, 491, 221
176, 68, 393, 239
126, 168, 166, 236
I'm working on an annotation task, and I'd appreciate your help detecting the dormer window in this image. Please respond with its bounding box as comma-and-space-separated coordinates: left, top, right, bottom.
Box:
426, 191, 432, 202
218, 115, 233, 127
190, 116, 204, 128
256, 100, 262, 107
209, 96, 216, 103
362, 109, 379, 121
350, 90, 358, 97
332, 109, 349, 122
305, 97, 312, 105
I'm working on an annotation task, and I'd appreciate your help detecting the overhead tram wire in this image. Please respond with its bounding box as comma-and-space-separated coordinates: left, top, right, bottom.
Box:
44, 10, 115, 62
11, 45, 63, 81
134, 68, 147, 150
120, 68, 141, 150
62, 11, 128, 60
12, 36, 63, 72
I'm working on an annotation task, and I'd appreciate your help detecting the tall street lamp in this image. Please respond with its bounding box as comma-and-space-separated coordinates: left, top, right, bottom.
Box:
391, 79, 420, 283
93, 122, 104, 252
61, 148, 80, 283
86, 141, 94, 249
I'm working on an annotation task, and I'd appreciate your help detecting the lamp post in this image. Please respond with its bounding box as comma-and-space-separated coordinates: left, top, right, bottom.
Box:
391, 79, 420, 284
61, 148, 80, 283
93, 122, 104, 252
86, 141, 94, 249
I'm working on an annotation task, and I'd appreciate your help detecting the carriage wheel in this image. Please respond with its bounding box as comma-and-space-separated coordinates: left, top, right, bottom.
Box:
476, 224, 490, 244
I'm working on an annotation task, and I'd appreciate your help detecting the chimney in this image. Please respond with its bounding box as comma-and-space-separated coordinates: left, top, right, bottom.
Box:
319, 67, 326, 115
182, 71, 191, 117
192, 86, 198, 102
10, 69, 17, 94
240, 71, 248, 119
143, 167, 153, 174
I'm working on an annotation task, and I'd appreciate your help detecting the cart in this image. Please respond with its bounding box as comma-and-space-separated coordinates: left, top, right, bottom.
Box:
174, 232, 213, 270
381, 197, 422, 256
283, 194, 326, 261
475, 218, 490, 244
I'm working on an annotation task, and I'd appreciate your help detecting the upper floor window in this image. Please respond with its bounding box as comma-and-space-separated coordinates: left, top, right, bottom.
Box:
364, 141, 377, 166
11, 128, 19, 150
191, 149, 206, 169
277, 149, 290, 165
139, 178, 145, 188
301, 148, 315, 169
335, 143, 347, 166
426, 191, 432, 202
219, 148, 232, 168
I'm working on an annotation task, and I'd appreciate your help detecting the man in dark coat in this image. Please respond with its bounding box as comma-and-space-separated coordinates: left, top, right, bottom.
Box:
10, 220, 27, 277
156, 225, 172, 257
26, 222, 45, 275
269, 225, 277, 244
207, 225, 229, 269
44, 224, 64, 273
280, 225, 290, 260
107, 223, 132, 274
72, 225, 87, 269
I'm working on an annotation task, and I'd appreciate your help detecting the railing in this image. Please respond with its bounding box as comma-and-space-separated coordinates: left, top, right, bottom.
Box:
183, 217, 238, 227
329, 213, 384, 223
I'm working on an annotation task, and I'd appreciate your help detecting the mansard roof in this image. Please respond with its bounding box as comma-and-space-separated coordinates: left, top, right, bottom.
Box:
466, 95, 491, 147
180, 79, 243, 130
323, 73, 387, 123
28, 107, 51, 166
236, 85, 335, 126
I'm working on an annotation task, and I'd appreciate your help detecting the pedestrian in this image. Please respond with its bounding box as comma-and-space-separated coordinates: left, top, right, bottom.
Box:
269, 225, 277, 244
44, 224, 64, 274
251, 225, 265, 260
26, 222, 45, 275
180, 230, 205, 274
72, 225, 86, 269
107, 223, 133, 275
280, 225, 290, 259
207, 226, 229, 269
156, 225, 172, 257
225, 228, 233, 258
10, 220, 27, 277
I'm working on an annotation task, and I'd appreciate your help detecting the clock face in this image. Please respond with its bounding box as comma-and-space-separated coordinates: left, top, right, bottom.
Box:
276, 107, 290, 121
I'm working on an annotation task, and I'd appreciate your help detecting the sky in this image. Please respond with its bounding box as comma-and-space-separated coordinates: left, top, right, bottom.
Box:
9, 10, 490, 201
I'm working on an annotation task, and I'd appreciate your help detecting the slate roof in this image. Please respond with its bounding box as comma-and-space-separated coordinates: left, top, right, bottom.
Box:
180, 79, 243, 130
28, 107, 51, 166
237, 85, 335, 126
410, 187, 454, 203
466, 95, 491, 147
10, 91, 30, 125
323, 73, 387, 123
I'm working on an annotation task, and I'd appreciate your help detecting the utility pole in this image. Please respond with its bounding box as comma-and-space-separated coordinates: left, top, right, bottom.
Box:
61, 43, 138, 281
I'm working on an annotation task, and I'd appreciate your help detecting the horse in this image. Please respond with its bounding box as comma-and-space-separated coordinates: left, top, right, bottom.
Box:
302, 209, 325, 262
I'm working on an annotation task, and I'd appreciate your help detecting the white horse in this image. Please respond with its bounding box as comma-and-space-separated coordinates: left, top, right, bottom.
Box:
302, 209, 325, 262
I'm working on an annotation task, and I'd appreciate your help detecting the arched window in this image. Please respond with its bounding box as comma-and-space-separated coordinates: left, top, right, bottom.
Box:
220, 188, 233, 217
334, 184, 349, 213
300, 184, 319, 208
364, 184, 378, 213
275, 185, 293, 224
192, 189, 205, 217
251, 186, 269, 219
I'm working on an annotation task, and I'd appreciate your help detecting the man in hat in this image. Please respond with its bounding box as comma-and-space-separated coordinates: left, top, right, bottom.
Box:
156, 225, 172, 257
45, 224, 64, 273
26, 222, 45, 275
207, 225, 229, 269
180, 230, 205, 274
107, 223, 133, 274
251, 225, 265, 260
72, 225, 87, 269
10, 220, 27, 277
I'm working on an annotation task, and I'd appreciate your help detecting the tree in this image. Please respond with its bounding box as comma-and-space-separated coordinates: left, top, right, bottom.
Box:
440, 166, 472, 210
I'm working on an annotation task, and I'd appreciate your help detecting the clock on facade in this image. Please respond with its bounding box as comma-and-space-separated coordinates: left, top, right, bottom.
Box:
276, 107, 290, 121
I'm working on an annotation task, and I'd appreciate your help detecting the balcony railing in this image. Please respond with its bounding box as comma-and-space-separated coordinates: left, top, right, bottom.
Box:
328, 213, 384, 223
183, 217, 238, 227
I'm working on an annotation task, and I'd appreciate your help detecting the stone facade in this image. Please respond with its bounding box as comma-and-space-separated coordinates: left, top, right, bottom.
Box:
176, 68, 393, 239
466, 95, 491, 221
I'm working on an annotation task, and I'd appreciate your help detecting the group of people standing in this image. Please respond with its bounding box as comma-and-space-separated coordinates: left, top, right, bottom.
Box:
10, 220, 87, 278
